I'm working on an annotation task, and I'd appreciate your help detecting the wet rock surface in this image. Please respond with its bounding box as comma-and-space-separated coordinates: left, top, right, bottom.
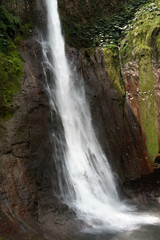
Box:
0, 35, 77, 237
123, 168, 160, 203
66, 46, 156, 181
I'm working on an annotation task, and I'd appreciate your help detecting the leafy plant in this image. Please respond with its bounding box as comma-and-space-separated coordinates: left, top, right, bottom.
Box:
62, 0, 154, 48
0, 5, 20, 53
121, 1, 160, 61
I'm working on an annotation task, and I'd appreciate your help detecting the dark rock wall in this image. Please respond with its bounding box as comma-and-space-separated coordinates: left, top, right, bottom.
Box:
0, 0, 54, 231
0, 36, 53, 229
66, 46, 152, 182
66, 47, 125, 180
0, 1, 77, 235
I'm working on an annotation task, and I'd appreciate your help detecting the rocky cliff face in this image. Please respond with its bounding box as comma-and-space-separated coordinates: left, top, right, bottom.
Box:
0, 0, 55, 236
63, 1, 160, 196
0, 1, 81, 238
0, 0, 160, 239
66, 45, 152, 182
121, 3, 160, 173
0, 35, 52, 232
63, 2, 160, 182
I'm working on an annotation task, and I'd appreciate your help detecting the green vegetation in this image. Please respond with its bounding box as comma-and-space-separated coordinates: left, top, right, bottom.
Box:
104, 46, 124, 95
120, 1, 160, 163
0, 5, 20, 53
0, 2, 36, 120
157, 32, 160, 49
62, 0, 152, 48
139, 56, 158, 163
0, 6, 23, 119
0, 42, 23, 118
121, 1, 160, 62
104, 45, 125, 109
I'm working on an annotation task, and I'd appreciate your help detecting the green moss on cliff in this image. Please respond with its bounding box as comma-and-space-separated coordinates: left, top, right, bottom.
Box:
156, 32, 160, 53
104, 46, 125, 110
121, 2, 160, 62
0, 6, 23, 119
0, 42, 23, 118
0, 3, 37, 120
139, 55, 158, 163
104, 46, 124, 95
121, 2, 160, 163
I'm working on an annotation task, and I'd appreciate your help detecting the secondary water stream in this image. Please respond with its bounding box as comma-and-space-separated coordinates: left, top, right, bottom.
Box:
42, 0, 159, 234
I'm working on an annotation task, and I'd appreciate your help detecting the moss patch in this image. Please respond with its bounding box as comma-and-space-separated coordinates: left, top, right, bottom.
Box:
121, 1, 160, 62
0, 42, 23, 118
139, 55, 158, 163
0, 6, 23, 120
104, 46, 125, 107
0, 6, 26, 120
156, 32, 160, 54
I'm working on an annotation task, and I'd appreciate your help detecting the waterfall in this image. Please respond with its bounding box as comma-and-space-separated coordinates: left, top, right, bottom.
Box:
42, 0, 159, 232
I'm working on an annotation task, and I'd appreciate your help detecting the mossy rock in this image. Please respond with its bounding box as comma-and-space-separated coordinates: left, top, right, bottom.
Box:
0, 41, 23, 119
104, 45, 125, 109
0, 6, 28, 120
121, 2, 160, 163
121, 2, 160, 62
139, 54, 158, 164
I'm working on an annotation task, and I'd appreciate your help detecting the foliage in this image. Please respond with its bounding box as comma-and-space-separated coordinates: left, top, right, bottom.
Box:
0, 6, 24, 119
119, 1, 160, 162
0, 5, 36, 120
20, 23, 34, 38
0, 41, 23, 118
62, 0, 153, 48
0, 5, 20, 53
121, 1, 160, 61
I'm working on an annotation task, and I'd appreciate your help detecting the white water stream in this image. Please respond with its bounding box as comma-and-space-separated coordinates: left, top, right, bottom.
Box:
42, 0, 159, 232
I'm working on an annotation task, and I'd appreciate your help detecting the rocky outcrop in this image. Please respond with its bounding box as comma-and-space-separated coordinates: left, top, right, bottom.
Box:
0, 1, 80, 238
123, 168, 160, 203
121, 3, 160, 173
0, 35, 76, 239
64, 2, 160, 183
0, 0, 160, 239
65, 46, 151, 182
0, 37, 50, 230
65, 40, 160, 201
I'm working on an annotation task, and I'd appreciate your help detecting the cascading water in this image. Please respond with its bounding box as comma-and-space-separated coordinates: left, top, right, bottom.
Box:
42, 0, 159, 232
